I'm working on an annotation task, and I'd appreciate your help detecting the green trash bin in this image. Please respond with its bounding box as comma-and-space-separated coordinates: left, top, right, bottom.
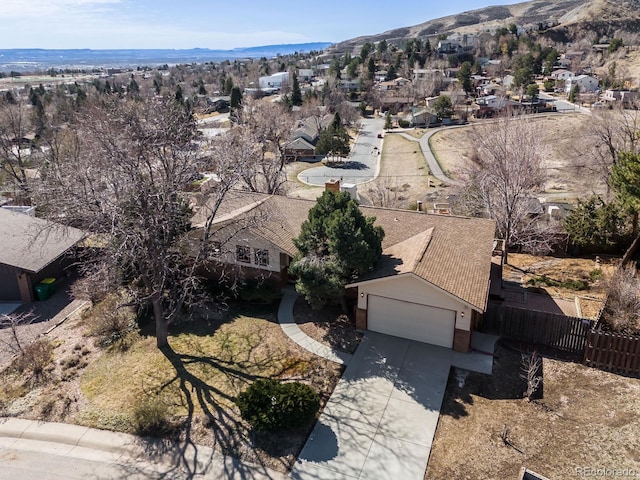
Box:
35, 283, 51, 301
41, 277, 56, 296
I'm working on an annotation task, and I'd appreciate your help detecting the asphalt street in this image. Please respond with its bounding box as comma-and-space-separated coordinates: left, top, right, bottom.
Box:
297, 117, 385, 186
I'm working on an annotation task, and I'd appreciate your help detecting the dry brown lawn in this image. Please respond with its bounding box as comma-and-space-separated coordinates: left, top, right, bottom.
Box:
426, 343, 640, 480
0, 301, 342, 473
362, 132, 449, 209
430, 114, 604, 198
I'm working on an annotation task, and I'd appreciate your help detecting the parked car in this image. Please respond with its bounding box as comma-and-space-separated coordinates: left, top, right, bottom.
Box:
377, 133, 383, 138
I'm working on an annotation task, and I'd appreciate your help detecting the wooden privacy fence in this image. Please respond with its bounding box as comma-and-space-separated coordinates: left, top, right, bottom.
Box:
483, 303, 592, 354
584, 330, 640, 377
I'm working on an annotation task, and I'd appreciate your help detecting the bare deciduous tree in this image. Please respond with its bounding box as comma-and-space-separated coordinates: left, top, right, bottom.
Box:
35, 98, 243, 348
454, 113, 552, 262
601, 266, 640, 335
576, 105, 640, 197
0, 99, 33, 200
234, 97, 294, 194
367, 176, 405, 209
0, 311, 35, 356
520, 350, 542, 402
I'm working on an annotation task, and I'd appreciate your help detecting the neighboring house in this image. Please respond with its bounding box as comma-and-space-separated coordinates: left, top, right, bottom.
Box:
479, 82, 501, 96
206, 96, 230, 112
314, 64, 331, 77
379, 95, 414, 113
412, 69, 443, 82
476, 95, 506, 109
192, 189, 496, 353
283, 137, 316, 161
283, 115, 332, 162
564, 50, 585, 62
374, 71, 388, 83
411, 107, 439, 127
339, 79, 360, 91
601, 89, 639, 108
298, 68, 314, 81
258, 72, 290, 91
0, 208, 85, 302
565, 75, 599, 94
378, 77, 410, 91
437, 41, 462, 54
475, 95, 520, 118
551, 69, 573, 81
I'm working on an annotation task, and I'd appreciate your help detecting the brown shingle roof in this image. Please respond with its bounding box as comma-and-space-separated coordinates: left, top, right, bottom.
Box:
193, 192, 496, 310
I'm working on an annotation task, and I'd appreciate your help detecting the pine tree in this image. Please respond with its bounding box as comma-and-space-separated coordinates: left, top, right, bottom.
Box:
291, 73, 302, 106
289, 191, 384, 310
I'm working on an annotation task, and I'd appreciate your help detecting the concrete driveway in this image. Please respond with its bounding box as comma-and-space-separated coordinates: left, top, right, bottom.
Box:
291, 333, 452, 480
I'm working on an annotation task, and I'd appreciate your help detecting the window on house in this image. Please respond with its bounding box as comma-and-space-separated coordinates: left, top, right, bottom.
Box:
236, 245, 251, 263
254, 249, 269, 266
211, 241, 222, 257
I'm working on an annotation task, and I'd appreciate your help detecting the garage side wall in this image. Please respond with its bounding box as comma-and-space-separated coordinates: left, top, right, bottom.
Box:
355, 275, 474, 352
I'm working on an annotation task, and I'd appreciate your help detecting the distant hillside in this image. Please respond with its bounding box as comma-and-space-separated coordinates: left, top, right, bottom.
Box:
331, 0, 640, 53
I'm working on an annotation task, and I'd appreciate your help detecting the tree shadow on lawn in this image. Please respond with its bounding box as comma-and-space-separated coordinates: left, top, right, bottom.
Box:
130, 300, 303, 476
138, 301, 280, 340
440, 341, 541, 420
144, 342, 296, 477
293, 298, 362, 354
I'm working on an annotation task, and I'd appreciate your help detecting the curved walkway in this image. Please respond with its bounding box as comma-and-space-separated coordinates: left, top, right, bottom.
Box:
277, 287, 352, 366
394, 128, 461, 186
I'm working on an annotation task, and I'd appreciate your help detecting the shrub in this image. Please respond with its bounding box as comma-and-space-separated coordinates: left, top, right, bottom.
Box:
14, 339, 54, 383
398, 119, 411, 128
132, 397, 176, 437
87, 294, 139, 350
589, 268, 603, 281
236, 379, 320, 432
601, 267, 640, 335
238, 279, 281, 304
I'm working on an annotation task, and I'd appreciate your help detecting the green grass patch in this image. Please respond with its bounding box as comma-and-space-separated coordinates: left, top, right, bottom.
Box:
526, 275, 589, 291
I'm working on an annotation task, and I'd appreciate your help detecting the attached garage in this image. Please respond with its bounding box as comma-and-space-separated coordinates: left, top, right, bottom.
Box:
367, 295, 455, 348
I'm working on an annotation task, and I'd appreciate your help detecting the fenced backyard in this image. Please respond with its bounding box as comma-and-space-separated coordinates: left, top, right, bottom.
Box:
482, 302, 640, 377
584, 330, 640, 376
483, 303, 592, 355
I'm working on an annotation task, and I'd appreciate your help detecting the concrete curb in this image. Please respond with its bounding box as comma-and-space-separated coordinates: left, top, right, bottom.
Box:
0, 417, 288, 479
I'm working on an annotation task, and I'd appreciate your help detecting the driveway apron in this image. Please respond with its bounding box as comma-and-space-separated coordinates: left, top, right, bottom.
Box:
291, 332, 452, 480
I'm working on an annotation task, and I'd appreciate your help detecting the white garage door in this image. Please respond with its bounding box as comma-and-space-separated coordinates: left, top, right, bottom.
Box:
367, 295, 456, 348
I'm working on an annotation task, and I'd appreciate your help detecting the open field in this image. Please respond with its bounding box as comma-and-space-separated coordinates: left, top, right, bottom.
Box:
361, 133, 432, 208
430, 113, 605, 199
426, 342, 640, 479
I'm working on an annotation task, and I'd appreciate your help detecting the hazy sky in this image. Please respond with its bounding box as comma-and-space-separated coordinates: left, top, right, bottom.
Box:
1, 0, 517, 50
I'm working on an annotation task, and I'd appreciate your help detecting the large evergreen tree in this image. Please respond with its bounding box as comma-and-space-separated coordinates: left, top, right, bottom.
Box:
289, 191, 384, 310
315, 113, 350, 163
457, 61, 473, 94
291, 73, 302, 106
611, 151, 640, 234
